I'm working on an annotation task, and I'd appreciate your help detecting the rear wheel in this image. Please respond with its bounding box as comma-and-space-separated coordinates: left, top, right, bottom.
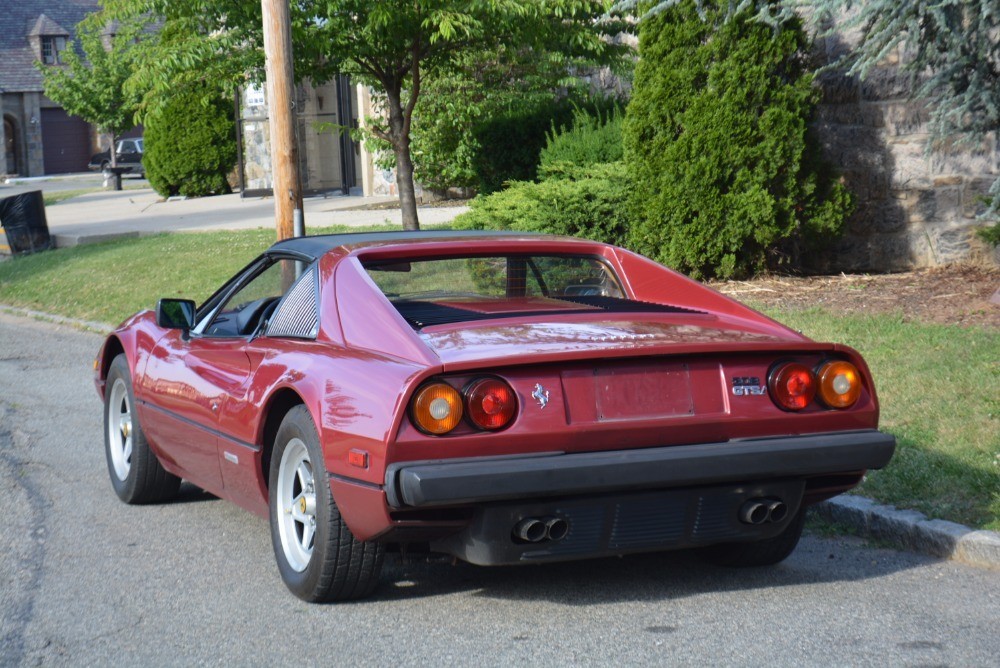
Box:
698, 506, 806, 567
104, 354, 181, 503
268, 406, 383, 602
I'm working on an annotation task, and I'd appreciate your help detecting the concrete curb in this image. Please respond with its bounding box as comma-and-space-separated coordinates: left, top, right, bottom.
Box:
0, 305, 111, 334
53, 231, 141, 248
814, 495, 1000, 570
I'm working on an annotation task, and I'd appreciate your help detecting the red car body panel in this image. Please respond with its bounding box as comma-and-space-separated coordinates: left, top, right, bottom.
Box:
95, 232, 891, 545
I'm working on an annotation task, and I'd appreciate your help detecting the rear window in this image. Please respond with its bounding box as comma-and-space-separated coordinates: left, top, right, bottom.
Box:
363, 254, 700, 328
365, 255, 624, 302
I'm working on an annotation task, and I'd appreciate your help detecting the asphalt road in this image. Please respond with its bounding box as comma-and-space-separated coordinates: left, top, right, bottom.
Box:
1, 312, 998, 667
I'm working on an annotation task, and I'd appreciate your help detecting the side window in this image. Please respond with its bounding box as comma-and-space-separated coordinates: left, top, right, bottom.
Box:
203, 259, 308, 337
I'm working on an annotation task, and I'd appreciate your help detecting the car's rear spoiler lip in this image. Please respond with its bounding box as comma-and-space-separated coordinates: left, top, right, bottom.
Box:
434, 339, 841, 373
384, 429, 896, 508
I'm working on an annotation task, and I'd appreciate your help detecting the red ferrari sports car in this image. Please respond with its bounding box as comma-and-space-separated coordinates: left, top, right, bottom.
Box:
95, 230, 895, 601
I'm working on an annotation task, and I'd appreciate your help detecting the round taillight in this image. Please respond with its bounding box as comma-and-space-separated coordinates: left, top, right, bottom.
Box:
411, 383, 463, 434
465, 378, 517, 431
769, 362, 816, 411
816, 360, 862, 409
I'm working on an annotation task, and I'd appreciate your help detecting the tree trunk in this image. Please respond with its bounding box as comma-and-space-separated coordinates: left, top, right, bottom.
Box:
385, 89, 420, 230
106, 132, 122, 191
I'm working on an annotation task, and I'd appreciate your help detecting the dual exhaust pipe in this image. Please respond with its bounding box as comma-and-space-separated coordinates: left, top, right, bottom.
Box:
514, 499, 784, 543
513, 516, 569, 543
739, 498, 788, 525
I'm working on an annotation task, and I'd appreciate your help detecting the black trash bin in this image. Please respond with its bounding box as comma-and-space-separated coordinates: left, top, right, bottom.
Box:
0, 190, 52, 255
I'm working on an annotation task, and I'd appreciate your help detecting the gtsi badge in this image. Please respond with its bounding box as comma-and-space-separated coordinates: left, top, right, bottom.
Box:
732, 376, 766, 396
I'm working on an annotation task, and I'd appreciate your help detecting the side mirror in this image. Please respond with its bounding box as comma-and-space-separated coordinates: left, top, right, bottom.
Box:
156, 298, 196, 331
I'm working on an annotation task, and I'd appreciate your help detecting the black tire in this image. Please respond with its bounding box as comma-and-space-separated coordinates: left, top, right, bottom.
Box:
103, 354, 181, 504
698, 506, 806, 567
268, 405, 384, 602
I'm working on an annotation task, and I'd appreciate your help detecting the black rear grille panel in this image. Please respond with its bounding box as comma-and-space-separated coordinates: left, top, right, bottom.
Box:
392, 296, 704, 329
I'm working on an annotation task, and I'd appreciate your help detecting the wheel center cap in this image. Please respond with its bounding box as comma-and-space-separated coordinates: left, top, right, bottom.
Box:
299, 497, 307, 514
121, 421, 131, 439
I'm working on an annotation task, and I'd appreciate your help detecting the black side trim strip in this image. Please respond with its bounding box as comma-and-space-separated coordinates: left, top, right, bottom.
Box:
139, 400, 261, 453
393, 297, 703, 329
329, 472, 384, 491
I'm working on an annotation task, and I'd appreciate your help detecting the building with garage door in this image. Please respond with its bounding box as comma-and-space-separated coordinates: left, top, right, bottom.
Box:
1, 1, 102, 177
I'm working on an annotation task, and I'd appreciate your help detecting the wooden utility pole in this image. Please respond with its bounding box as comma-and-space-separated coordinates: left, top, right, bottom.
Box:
261, 0, 303, 241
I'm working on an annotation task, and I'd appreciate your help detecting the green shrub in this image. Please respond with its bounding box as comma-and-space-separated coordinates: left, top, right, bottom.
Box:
453, 162, 629, 245
977, 223, 1000, 247
538, 107, 624, 180
470, 100, 580, 194
623, 0, 853, 279
145, 83, 237, 198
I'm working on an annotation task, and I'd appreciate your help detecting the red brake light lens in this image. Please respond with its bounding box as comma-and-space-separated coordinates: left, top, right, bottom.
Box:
816, 360, 862, 409
465, 378, 517, 431
769, 362, 816, 411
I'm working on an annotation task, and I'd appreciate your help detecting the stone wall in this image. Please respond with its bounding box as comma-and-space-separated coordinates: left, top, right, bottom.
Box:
809, 25, 999, 270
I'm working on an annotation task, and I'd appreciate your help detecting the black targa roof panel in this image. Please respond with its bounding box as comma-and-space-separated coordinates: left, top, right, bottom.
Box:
267, 230, 568, 260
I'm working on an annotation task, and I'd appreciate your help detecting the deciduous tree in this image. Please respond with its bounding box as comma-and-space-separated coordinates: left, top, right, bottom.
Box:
38, 15, 146, 184
104, 0, 625, 230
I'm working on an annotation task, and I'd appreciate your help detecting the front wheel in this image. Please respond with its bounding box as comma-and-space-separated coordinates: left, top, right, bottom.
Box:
268, 406, 383, 602
104, 354, 180, 503
698, 506, 806, 567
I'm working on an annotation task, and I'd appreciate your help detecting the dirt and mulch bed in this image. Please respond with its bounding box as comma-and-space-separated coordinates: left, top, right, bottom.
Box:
712, 264, 1000, 329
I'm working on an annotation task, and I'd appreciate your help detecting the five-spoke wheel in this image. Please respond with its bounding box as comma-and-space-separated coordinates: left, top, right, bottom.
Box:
274, 438, 317, 572
268, 406, 384, 601
106, 377, 133, 481
103, 354, 180, 504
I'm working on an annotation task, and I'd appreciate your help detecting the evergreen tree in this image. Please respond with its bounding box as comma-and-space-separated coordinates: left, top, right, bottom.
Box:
623, 0, 851, 279
144, 82, 236, 198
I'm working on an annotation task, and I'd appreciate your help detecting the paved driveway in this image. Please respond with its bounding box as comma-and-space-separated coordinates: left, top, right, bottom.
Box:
1, 312, 997, 666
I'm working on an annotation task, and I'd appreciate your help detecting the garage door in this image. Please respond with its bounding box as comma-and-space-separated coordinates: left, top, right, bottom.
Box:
41, 108, 92, 174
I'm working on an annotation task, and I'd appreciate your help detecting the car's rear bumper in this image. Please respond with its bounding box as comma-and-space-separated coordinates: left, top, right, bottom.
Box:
384, 429, 895, 509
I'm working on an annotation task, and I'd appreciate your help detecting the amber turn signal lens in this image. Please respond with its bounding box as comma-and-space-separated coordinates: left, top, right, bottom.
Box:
465, 378, 517, 431
411, 383, 463, 434
769, 362, 816, 411
816, 360, 862, 409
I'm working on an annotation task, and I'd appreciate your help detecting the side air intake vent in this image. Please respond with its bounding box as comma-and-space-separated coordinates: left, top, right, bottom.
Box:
267, 266, 319, 338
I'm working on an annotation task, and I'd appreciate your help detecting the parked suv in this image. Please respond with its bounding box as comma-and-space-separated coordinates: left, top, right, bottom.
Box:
88, 138, 144, 177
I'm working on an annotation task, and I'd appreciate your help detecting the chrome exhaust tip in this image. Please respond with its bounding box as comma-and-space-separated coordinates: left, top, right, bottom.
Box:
513, 518, 546, 543
739, 500, 769, 525
544, 517, 569, 541
766, 500, 788, 523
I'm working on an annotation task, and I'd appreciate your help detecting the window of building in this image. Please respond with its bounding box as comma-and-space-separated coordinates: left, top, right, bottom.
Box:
41, 36, 66, 64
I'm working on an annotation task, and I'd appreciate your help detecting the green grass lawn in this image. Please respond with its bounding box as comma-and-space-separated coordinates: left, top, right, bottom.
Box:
758, 308, 999, 531
1, 229, 997, 530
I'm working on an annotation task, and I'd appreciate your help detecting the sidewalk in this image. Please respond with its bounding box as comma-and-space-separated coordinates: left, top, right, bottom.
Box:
6, 181, 469, 247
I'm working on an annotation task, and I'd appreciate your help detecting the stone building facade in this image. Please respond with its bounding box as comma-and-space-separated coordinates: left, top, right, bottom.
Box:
239, 76, 381, 197
1, 2, 103, 177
